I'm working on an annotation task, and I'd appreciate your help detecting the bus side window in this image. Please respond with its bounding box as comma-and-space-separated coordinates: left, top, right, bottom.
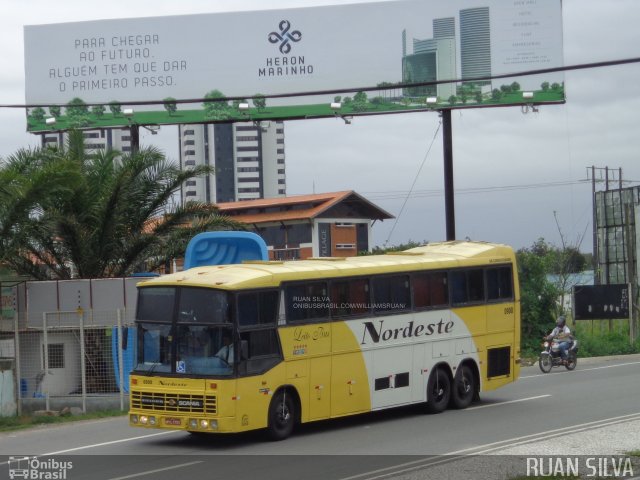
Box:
413, 272, 448, 309
330, 278, 370, 317
451, 271, 467, 304
451, 269, 484, 305
285, 282, 329, 323
238, 329, 280, 375
372, 275, 410, 313
486, 266, 513, 301
237, 290, 279, 327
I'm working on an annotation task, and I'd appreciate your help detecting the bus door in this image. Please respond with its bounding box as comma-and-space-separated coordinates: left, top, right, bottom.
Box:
309, 356, 331, 420
330, 321, 372, 416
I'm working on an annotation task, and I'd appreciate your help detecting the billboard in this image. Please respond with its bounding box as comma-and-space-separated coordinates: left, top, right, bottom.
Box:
24, 0, 564, 131
573, 284, 630, 320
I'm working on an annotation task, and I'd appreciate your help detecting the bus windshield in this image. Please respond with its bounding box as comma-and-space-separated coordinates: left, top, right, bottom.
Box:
135, 286, 234, 376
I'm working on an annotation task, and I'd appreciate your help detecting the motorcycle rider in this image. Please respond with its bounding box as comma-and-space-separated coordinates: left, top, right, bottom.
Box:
547, 315, 572, 361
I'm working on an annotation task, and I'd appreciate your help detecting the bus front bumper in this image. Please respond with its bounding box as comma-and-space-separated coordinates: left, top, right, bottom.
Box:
129, 413, 236, 433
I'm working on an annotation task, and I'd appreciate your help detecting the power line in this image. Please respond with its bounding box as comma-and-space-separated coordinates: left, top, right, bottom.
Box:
2, 57, 640, 109
364, 179, 590, 202
383, 119, 442, 247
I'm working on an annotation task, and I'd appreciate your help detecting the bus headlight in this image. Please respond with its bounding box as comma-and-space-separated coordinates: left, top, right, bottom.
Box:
140, 415, 148, 425
149, 416, 157, 426
209, 420, 218, 430
189, 418, 198, 429
200, 419, 209, 429
130, 414, 139, 424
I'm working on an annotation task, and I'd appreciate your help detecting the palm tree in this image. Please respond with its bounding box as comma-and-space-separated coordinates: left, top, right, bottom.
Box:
0, 131, 242, 279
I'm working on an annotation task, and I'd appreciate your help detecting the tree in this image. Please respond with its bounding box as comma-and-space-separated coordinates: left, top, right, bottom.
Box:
448, 95, 457, 105
0, 131, 242, 279
549, 212, 589, 311
163, 97, 178, 116
66, 98, 91, 127
30, 107, 46, 122
91, 104, 106, 118
364, 240, 426, 256
491, 89, 503, 101
204, 90, 230, 119
49, 105, 61, 118
541, 81, 550, 91
517, 245, 560, 353
474, 91, 483, 104
252, 93, 266, 111
510, 81, 521, 92
109, 101, 122, 116
352, 91, 368, 112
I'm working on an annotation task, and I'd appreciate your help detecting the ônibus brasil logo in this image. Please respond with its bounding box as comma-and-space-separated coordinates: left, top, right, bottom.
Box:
268, 20, 302, 54
8, 456, 73, 479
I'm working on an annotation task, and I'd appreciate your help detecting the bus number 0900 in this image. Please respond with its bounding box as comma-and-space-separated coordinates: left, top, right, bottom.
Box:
504, 307, 514, 315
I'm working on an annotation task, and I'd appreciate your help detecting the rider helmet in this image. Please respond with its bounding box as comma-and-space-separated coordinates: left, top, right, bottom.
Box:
556, 315, 566, 327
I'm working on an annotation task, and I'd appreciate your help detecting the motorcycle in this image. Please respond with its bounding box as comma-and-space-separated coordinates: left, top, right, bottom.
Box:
538, 336, 578, 373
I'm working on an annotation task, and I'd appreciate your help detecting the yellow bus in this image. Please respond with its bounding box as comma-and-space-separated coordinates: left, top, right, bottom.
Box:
129, 241, 520, 440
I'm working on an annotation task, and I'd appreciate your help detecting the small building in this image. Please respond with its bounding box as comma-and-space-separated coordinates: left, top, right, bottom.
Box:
216, 191, 394, 260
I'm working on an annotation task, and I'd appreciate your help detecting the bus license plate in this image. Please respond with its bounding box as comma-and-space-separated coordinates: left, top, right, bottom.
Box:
165, 417, 182, 426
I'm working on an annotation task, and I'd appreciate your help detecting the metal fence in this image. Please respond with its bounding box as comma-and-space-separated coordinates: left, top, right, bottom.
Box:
0, 277, 146, 416
1, 309, 136, 415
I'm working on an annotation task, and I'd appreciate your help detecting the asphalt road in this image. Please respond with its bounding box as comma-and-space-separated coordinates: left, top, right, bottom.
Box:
2, 355, 639, 480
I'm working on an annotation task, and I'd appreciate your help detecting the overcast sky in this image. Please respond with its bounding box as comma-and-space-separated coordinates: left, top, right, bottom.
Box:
2, 0, 640, 253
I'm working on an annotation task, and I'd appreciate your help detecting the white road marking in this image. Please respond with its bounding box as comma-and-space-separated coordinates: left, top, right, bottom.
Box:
107, 461, 203, 480
338, 411, 640, 480
466, 394, 551, 410
521, 360, 640, 379
447, 411, 640, 455
42, 430, 181, 456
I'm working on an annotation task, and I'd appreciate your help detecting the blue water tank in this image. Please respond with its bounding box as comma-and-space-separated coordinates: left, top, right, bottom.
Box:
184, 231, 268, 269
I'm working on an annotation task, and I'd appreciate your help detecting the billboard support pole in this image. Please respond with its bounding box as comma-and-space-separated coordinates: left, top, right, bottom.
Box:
130, 124, 140, 154
442, 109, 455, 241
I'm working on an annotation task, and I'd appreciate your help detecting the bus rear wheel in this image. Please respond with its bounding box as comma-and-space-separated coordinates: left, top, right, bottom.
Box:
450, 365, 475, 409
267, 390, 295, 441
426, 368, 451, 414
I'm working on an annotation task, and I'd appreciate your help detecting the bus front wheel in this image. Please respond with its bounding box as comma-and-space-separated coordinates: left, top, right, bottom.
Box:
267, 390, 295, 441
426, 368, 451, 414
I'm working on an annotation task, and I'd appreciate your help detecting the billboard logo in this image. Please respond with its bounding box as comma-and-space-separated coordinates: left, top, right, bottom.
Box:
268, 20, 302, 54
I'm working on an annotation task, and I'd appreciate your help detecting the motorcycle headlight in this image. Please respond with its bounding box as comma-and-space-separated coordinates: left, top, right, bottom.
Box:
543, 341, 549, 348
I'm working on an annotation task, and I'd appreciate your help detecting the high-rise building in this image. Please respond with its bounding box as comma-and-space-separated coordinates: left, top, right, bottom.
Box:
460, 7, 491, 84
179, 121, 286, 204
433, 17, 455, 39
41, 128, 133, 153
401, 17, 457, 99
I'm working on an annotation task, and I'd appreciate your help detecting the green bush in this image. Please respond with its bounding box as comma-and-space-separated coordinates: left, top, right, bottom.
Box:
572, 323, 640, 357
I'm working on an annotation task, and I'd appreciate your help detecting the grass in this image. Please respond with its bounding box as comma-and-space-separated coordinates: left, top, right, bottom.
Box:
0, 409, 126, 433
573, 321, 640, 357
627, 450, 640, 457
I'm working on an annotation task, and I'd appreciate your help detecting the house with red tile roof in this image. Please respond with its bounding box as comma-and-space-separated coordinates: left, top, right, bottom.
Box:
216, 191, 394, 260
